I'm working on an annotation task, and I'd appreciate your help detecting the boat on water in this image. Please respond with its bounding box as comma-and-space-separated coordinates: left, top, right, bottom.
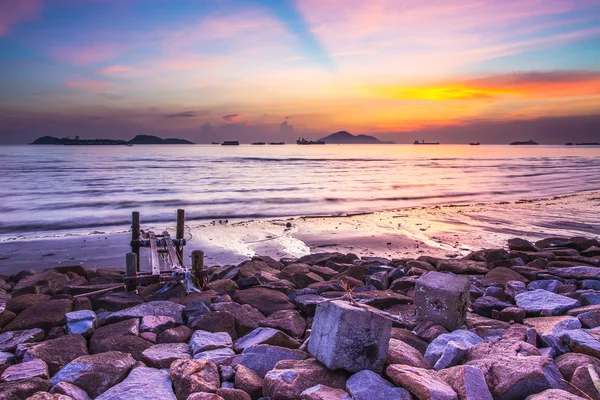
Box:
211, 141, 220, 145
221, 141, 239, 146
510, 140, 538, 145
413, 139, 440, 145
470, 142, 480, 146
252, 142, 266, 145
297, 137, 325, 145
269, 142, 285, 145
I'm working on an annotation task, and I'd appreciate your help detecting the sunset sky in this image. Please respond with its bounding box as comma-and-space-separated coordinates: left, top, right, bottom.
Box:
1, 0, 599, 144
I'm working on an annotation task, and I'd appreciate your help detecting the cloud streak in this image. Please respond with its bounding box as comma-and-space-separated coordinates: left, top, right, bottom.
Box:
0, 0, 43, 36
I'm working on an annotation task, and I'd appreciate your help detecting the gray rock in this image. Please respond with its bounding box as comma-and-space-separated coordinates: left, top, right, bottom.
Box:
96, 367, 176, 400
0, 328, 45, 352
66, 310, 98, 336
515, 289, 581, 316
236, 344, 310, 377
438, 365, 493, 400
11, 271, 69, 297
300, 385, 352, 400
258, 309, 306, 338
560, 329, 600, 358
524, 316, 582, 354
50, 381, 92, 400
425, 330, 482, 368
189, 330, 232, 356
525, 389, 585, 400
527, 280, 562, 293
233, 327, 299, 352
415, 272, 470, 330
104, 301, 185, 324
386, 364, 458, 400
547, 266, 600, 280
141, 343, 190, 368
0, 359, 48, 382
193, 348, 236, 365
23, 334, 89, 376
308, 300, 391, 373
581, 280, 600, 291
50, 351, 137, 398
346, 369, 411, 400
140, 315, 177, 334
434, 341, 469, 370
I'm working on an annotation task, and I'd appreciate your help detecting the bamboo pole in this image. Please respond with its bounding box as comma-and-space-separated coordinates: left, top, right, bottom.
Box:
125, 252, 138, 292
176, 209, 185, 263
131, 211, 140, 272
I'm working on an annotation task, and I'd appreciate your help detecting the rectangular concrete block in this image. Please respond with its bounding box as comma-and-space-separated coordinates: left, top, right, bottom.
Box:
308, 300, 392, 373
415, 271, 470, 330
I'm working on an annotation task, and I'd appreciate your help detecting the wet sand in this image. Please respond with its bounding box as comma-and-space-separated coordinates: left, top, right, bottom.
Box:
0, 191, 598, 275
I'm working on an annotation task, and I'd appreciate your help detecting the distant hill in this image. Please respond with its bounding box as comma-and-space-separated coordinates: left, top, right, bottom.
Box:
31, 135, 193, 145
318, 131, 394, 144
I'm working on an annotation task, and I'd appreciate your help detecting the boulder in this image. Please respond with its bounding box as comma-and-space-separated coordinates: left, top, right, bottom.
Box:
50, 351, 136, 398
158, 325, 193, 344
386, 338, 431, 368
95, 367, 176, 400
140, 315, 177, 334
91, 331, 152, 361
263, 359, 348, 400
467, 356, 566, 400
92, 291, 144, 311
0, 358, 48, 382
300, 385, 352, 400
415, 272, 469, 331
555, 352, 600, 380
232, 288, 295, 316
170, 358, 220, 400
482, 268, 528, 286
345, 369, 411, 400
5, 294, 51, 314
524, 316, 582, 353
471, 296, 513, 318
258, 309, 306, 338
189, 311, 237, 339
141, 343, 191, 369
189, 330, 233, 356
187, 393, 224, 400
437, 365, 493, 400
49, 382, 92, 400
437, 260, 488, 275
11, 271, 69, 297
508, 238, 539, 252
23, 334, 89, 376
0, 378, 52, 400
425, 330, 482, 370
210, 303, 266, 337
560, 329, 600, 358
104, 301, 185, 324
65, 310, 98, 336
233, 327, 299, 352
465, 339, 540, 362
193, 348, 236, 365
2, 299, 73, 331
386, 364, 458, 400
0, 328, 45, 352
215, 388, 251, 400
525, 389, 585, 400
233, 364, 263, 399
547, 266, 600, 280
235, 344, 310, 377
308, 300, 391, 373
568, 365, 600, 400
515, 289, 581, 316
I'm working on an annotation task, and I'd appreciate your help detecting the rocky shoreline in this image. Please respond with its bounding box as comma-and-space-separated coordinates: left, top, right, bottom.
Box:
0, 236, 599, 399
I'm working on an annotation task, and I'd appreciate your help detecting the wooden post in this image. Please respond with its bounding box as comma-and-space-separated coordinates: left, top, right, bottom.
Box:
131, 211, 140, 272
192, 250, 204, 287
176, 209, 185, 263
125, 252, 138, 292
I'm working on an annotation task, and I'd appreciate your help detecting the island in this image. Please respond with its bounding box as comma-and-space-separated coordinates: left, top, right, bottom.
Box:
510, 139, 538, 145
30, 134, 194, 145
318, 131, 395, 144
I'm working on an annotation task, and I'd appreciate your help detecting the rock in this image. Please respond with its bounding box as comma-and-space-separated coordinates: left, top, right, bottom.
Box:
3, 299, 73, 331
215, 388, 251, 400
414, 320, 449, 342
471, 296, 513, 318
0, 328, 45, 352
92, 291, 144, 311
258, 309, 306, 338
308, 300, 391, 373
568, 365, 600, 400
94, 366, 176, 400
579, 310, 600, 328
499, 307, 526, 323
104, 300, 185, 324
189, 311, 237, 339
465, 339, 540, 362
232, 288, 295, 316
505, 281, 527, 302
233, 365, 263, 399
482, 267, 528, 286
560, 329, 600, 358
528, 280, 563, 293
65, 310, 98, 336
345, 369, 411, 400
210, 303, 266, 337
386, 338, 431, 368
187, 394, 224, 400
390, 328, 428, 354
555, 352, 600, 380
515, 289, 581, 316
437, 260, 488, 275
425, 330, 482, 370
300, 385, 351, 400
365, 272, 388, 291
297, 252, 357, 266
12, 271, 69, 297
50, 382, 92, 400
23, 334, 89, 376
525, 389, 585, 400
50, 351, 136, 398
141, 343, 191, 368
438, 365, 493, 400
547, 266, 600, 280
194, 348, 236, 365
233, 327, 299, 352
467, 356, 566, 400
170, 358, 220, 400
294, 294, 327, 316
508, 238, 539, 252
415, 272, 469, 330
0, 378, 52, 400
524, 316, 582, 353
91, 331, 152, 361
140, 315, 177, 334
0, 358, 48, 382
0, 352, 15, 374
6, 294, 51, 314
158, 325, 194, 344
386, 364, 458, 400
235, 344, 310, 377
189, 330, 233, 356
206, 279, 239, 294
263, 359, 347, 400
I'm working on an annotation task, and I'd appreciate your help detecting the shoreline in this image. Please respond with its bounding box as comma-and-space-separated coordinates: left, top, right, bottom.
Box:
1, 190, 598, 275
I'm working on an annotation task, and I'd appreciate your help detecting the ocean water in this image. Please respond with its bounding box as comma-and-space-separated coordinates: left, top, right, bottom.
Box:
1, 144, 600, 240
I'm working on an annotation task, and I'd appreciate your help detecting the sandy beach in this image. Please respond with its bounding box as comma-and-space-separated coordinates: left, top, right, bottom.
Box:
1, 190, 597, 275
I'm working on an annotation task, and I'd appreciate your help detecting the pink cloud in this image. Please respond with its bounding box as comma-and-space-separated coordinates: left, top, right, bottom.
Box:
97, 65, 131, 74
50, 43, 121, 66
222, 114, 243, 123
0, 0, 43, 36
67, 80, 113, 90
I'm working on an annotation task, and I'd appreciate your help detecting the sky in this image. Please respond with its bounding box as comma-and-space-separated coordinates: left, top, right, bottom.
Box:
0, 0, 599, 144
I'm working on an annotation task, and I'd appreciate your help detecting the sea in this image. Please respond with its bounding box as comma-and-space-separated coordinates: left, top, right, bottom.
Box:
1, 144, 600, 240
